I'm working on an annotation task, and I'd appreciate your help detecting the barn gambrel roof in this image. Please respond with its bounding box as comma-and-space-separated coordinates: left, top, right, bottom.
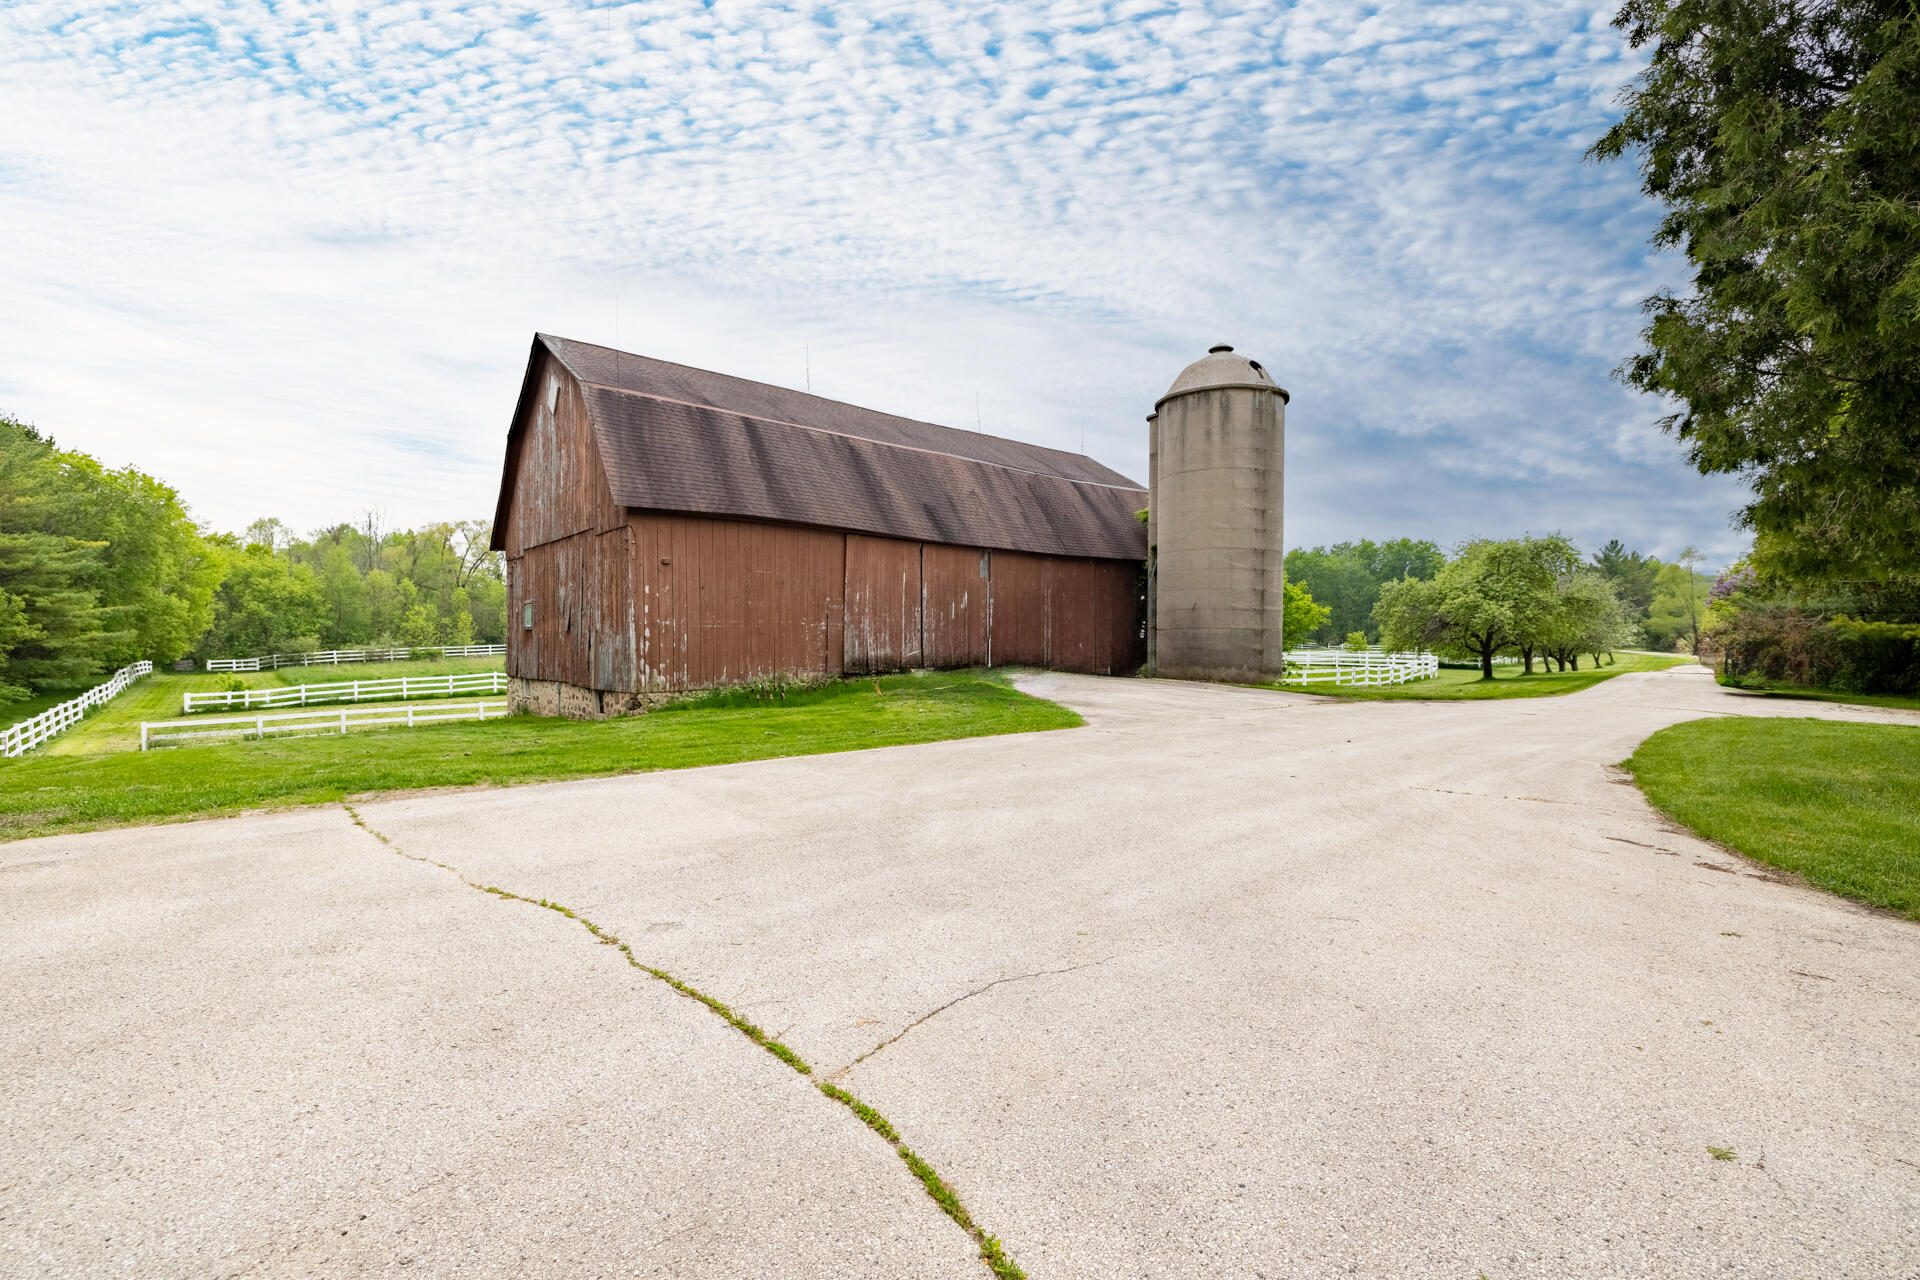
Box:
491, 334, 1148, 562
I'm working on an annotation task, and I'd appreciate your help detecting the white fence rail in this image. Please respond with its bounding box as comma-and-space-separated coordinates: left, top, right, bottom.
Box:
2, 661, 153, 758
185, 670, 509, 713
142, 699, 508, 750
206, 644, 505, 672
1284, 649, 1439, 687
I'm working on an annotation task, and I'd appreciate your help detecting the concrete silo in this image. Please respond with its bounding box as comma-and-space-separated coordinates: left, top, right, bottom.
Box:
1147, 343, 1289, 682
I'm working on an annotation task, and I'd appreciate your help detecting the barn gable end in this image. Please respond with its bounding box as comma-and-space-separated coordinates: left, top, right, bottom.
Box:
497, 346, 636, 705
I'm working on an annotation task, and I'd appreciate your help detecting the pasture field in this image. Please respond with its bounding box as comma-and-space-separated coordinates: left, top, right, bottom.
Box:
1626, 716, 1920, 919
0, 670, 1079, 841
1271, 650, 1689, 700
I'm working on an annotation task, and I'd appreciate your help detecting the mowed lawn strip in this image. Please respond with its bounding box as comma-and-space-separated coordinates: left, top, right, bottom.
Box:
1625, 717, 1920, 919
266, 655, 505, 687
1720, 681, 1920, 714
38, 672, 281, 756
1272, 651, 1689, 701
0, 670, 1081, 842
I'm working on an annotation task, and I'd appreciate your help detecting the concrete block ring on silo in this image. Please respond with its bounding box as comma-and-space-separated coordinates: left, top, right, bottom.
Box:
1147, 343, 1290, 684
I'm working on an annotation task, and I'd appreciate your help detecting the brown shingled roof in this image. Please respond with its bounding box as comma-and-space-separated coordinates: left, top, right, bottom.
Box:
494, 334, 1147, 562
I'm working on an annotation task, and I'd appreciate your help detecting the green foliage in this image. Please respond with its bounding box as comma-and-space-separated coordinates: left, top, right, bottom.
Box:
241, 516, 505, 654
1342, 630, 1370, 652
0, 414, 213, 702
1646, 551, 1715, 651
198, 542, 329, 658
318, 545, 371, 646
1536, 570, 1636, 670
446, 587, 476, 647
398, 603, 437, 647
1716, 604, 1920, 693
1282, 579, 1331, 648
1374, 536, 1582, 677
1591, 539, 1661, 617
1284, 538, 1445, 644
1591, 1, 1920, 594
1626, 716, 1920, 918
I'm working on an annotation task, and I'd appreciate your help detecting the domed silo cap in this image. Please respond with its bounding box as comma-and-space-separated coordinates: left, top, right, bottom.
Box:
1157, 343, 1290, 409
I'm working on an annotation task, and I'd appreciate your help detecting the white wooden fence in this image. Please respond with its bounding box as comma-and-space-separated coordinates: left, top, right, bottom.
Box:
184, 670, 509, 713
206, 644, 505, 672
1, 661, 153, 758
1284, 649, 1439, 686
142, 699, 508, 750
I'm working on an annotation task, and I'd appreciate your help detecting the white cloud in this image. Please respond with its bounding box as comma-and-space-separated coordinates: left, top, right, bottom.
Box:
0, 0, 1749, 564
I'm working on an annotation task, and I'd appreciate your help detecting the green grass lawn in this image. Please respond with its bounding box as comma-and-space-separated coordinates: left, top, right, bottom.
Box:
1270, 651, 1690, 701
1624, 717, 1920, 919
1717, 678, 1920, 714
0, 670, 1081, 842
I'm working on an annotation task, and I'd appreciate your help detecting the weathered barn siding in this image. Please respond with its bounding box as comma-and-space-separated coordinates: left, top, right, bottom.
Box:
507, 526, 635, 693
630, 512, 844, 691
501, 351, 624, 558
844, 535, 923, 673
503, 351, 637, 702
921, 543, 989, 668
987, 552, 1143, 674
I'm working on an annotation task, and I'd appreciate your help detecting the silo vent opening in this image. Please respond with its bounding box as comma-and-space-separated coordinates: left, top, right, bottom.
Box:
1208, 343, 1234, 353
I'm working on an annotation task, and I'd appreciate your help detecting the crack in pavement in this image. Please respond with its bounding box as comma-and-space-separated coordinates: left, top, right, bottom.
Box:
1404, 785, 1584, 806
341, 805, 1027, 1280
834, 954, 1128, 1081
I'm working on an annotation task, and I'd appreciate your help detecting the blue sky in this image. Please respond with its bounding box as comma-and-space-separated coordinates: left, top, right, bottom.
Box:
0, 0, 1749, 564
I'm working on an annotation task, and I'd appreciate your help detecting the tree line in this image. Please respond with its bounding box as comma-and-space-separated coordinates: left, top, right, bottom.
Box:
0, 414, 504, 706
1371, 536, 1658, 678
1285, 536, 1714, 653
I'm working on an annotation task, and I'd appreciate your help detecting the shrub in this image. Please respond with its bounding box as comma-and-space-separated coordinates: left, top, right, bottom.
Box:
1343, 631, 1369, 652
1718, 605, 1920, 694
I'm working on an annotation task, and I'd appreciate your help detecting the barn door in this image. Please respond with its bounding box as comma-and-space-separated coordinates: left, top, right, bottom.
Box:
843, 535, 922, 673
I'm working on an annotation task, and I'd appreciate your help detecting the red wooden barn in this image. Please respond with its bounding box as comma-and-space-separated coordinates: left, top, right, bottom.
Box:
491, 334, 1147, 716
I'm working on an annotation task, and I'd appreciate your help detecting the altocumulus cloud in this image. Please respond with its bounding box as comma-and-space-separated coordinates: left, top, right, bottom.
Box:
0, 0, 1749, 562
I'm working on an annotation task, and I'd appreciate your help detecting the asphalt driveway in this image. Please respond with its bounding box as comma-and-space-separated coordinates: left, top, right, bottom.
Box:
4, 665, 1916, 1278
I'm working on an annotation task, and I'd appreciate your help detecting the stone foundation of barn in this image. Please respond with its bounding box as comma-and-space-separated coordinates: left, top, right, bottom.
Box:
509, 677, 666, 721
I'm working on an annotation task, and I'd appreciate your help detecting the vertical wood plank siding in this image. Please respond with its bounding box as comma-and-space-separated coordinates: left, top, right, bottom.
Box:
921, 543, 990, 667
843, 534, 924, 673
502, 352, 626, 558
986, 551, 1144, 674
630, 512, 845, 690
504, 353, 635, 689
506, 526, 634, 688
510, 515, 1143, 692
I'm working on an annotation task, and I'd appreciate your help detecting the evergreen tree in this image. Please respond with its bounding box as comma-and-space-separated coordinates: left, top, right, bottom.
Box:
1592, 0, 1920, 596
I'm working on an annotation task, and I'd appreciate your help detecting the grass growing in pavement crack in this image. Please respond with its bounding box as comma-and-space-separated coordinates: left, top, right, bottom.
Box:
344, 804, 1026, 1279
